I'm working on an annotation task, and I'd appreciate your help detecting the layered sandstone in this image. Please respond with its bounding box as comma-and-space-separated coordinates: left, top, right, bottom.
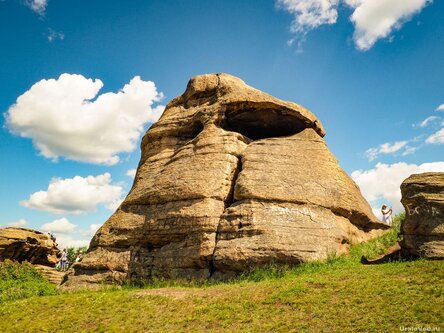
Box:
400, 172, 444, 259
0, 227, 60, 266
63, 73, 388, 288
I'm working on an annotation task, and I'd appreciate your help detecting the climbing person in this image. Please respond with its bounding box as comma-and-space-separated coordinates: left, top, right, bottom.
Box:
60, 248, 68, 271
381, 205, 393, 226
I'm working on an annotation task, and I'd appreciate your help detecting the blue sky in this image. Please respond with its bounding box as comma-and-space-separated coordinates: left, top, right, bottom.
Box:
1, 0, 443, 248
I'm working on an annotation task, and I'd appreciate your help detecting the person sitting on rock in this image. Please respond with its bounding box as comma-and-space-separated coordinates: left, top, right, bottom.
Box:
381, 205, 393, 226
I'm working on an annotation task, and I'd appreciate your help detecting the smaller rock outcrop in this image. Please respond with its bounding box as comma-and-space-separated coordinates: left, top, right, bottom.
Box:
400, 172, 444, 259
0, 227, 60, 266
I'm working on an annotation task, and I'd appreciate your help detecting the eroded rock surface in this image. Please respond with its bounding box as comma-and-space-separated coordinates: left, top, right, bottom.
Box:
63, 73, 387, 288
0, 227, 60, 266
400, 172, 444, 259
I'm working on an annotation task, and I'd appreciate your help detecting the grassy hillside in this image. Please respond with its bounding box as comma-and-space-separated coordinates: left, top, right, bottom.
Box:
0, 216, 443, 332
0, 260, 56, 303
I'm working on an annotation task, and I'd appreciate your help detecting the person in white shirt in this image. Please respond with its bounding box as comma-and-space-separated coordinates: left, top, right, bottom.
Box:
381, 205, 393, 226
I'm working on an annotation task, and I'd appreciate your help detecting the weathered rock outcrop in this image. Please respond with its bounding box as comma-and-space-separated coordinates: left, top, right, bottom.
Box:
400, 172, 444, 259
0, 227, 60, 266
63, 73, 388, 288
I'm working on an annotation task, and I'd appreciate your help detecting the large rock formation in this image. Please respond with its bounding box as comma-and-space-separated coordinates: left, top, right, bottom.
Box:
0, 227, 60, 266
400, 172, 444, 259
64, 73, 387, 288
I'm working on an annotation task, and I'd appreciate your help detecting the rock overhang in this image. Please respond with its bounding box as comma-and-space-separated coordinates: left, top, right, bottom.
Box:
145, 73, 325, 145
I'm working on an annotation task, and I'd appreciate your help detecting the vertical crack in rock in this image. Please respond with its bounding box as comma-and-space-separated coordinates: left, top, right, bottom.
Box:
209, 155, 243, 277
225, 157, 242, 208
208, 236, 218, 277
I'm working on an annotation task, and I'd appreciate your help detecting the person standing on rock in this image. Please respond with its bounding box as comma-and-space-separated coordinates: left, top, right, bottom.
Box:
381, 205, 393, 226
60, 248, 68, 271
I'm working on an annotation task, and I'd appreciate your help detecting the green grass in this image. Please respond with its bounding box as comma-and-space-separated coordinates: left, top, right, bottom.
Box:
0, 215, 442, 332
0, 260, 57, 303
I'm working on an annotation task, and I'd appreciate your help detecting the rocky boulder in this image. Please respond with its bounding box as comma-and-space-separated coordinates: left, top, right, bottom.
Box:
400, 172, 444, 259
0, 227, 60, 266
63, 73, 388, 288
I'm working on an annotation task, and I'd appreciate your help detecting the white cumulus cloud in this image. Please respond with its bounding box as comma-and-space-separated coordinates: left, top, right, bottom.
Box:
126, 168, 137, 177
25, 0, 47, 15
347, 0, 432, 51
277, 0, 431, 51
54, 234, 89, 250
351, 161, 444, 214
41, 217, 76, 234
80, 224, 101, 237
276, 0, 339, 35
21, 173, 123, 215
435, 104, 444, 112
365, 140, 408, 161
40, 218, 92, 249
5, 74, 164, 165
6, 219, 28, 227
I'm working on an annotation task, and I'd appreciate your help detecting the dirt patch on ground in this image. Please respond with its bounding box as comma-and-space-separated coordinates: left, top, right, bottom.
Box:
134, 287, 223, 300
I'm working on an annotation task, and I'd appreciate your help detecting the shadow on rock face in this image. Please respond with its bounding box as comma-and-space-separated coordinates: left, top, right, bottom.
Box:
222, 105, 309, 140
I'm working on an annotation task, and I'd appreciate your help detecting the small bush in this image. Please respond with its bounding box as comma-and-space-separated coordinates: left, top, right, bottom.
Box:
67, 246, 88, 263
0, 260, 57, 303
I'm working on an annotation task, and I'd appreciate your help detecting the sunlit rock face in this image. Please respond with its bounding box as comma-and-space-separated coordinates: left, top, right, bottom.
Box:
62, 73, 387, 288
401, 172, 444, 259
